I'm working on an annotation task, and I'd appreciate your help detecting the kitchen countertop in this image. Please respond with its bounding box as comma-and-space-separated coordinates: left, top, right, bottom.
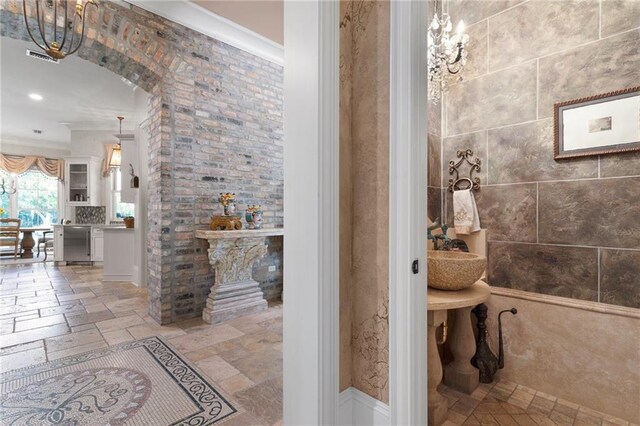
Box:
53, 224, 128, 229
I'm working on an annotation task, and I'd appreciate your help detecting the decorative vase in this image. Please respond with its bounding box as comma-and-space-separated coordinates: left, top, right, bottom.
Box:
245, 205, 264, 229
123, 217, 134, 228
218, 192, 237, 216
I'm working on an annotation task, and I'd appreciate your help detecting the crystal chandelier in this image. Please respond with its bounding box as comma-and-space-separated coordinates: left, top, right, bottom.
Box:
23, 0, 98, 60
427, 11, 469, 103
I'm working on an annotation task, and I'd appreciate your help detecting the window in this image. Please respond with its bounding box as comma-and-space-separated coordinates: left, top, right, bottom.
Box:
0, 170, 59, 227
109, 168, 135, 221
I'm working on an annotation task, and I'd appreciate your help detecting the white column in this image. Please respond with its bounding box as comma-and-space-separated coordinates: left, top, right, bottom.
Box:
284, 1, 339, 424
389, 1, 428, 425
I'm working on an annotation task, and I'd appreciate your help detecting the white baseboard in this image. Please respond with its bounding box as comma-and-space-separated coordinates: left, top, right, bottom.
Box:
339, 387, 390, 425
102, 274, 134, 282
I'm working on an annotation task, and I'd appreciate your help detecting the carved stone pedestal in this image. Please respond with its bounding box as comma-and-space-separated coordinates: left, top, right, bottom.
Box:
428, 310, 449, 426
444, 306, 479, 393
427, 281, 491, 425
196, 229, 284, 324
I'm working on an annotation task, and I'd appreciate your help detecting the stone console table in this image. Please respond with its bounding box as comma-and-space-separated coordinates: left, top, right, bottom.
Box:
196, 229, 284, 324
428, 280, 490, 426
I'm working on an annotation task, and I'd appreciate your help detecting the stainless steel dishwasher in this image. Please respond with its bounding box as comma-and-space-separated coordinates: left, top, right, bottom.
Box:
63, 226, 91, 262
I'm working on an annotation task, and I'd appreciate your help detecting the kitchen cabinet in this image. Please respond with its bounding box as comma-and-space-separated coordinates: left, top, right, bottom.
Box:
65, 157, 102, 206
53, 226, 64, 261
91, 228, 104, 262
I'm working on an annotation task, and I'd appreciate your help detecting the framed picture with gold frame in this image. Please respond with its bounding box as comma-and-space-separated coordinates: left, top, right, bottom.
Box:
554, 86, 640, 160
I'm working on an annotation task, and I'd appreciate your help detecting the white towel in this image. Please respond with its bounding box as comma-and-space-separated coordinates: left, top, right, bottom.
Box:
453, 189, 481, 235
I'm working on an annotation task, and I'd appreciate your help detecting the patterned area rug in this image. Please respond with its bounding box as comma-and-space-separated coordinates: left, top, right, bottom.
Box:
0, 337, 236, 425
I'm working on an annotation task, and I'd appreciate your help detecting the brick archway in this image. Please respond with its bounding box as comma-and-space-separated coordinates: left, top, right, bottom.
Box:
1, 0, 284, 324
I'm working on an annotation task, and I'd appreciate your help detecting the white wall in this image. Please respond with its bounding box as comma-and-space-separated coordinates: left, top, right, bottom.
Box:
132, 88, 150, 287
0, 140, 70, 159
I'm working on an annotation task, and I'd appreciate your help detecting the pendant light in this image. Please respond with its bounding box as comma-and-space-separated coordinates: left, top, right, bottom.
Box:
23, 0, 98, 60
109, 116, 124, 168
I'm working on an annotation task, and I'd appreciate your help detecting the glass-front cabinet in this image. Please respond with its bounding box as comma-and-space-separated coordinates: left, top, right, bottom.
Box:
65, 157, 101, 206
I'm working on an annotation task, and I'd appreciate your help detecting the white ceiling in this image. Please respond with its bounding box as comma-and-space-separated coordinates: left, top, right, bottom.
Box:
192, 0, 283, 45
0, 37, 137, 150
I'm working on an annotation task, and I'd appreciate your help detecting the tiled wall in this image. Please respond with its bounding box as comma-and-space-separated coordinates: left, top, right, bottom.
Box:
75, 206, 106, 224
439, 0, 640, 308
1, 1, 283, 323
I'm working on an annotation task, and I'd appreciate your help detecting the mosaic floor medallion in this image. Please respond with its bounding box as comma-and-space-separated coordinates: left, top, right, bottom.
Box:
0, 337, 236, 425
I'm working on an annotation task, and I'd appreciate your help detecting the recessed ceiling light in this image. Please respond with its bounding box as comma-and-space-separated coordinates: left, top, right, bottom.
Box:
29, 93, 43, 101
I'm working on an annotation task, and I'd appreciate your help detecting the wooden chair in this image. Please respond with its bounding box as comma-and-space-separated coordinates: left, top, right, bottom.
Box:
37, 230, 54, 261
0, 218, 21, 259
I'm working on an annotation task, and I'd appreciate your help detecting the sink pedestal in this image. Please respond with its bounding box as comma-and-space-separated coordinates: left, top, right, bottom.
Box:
444, 306, 479, 393
196, 229, 284, 324
427, 280, 490, 425
428, 310, 449, 426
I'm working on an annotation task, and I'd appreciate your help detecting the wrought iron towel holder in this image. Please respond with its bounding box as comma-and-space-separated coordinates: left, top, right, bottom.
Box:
448, 149, 481, 192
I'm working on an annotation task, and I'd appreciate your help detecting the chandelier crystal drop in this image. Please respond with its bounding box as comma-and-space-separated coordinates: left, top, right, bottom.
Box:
427, 12, 469, 103
23, 0, 98, 60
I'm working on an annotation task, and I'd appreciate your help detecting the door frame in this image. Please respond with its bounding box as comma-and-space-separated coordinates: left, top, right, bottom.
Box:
283, 1, 340, 424
389, 1, 429, 425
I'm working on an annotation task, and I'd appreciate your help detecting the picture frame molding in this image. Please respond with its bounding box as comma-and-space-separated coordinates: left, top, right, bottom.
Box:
553, 86, 640, 160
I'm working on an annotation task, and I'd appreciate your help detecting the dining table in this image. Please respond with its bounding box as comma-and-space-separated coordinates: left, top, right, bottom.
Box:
20, 227, 52, 258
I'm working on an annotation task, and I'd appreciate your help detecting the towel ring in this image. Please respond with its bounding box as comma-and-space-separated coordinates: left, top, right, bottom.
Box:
448, 149, 481, 193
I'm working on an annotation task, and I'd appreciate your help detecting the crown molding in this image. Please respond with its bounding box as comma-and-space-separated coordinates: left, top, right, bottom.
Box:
125, 0, 284, 66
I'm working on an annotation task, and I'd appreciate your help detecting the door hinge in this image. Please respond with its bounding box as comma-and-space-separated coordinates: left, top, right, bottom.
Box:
412, 259, 419, 274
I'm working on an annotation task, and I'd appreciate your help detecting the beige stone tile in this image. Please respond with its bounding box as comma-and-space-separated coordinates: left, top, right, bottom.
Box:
47, 340, 108, 360
575, 411, 604, 426
126, 323, 186, 339
0, 323, 69, 348
549, 411, 574, 426
45, 328, 105, 352
0, 340, 43, 356
233, 376, 282, 426
601, 0, 640, 37
217, 411, 265, 426
65, 310, 115, 327
220, 373, 255, 394
195, 355, 240, 382
168, 324, 244, 352
40, 303, 86, 317
447, 410, 470, 425
95, 314, 145, 333
488, 0, 598, 71
534, 391, 556, 402
57, 291, 95, 302
105, 297, 148, 313
492, 414, 519, 426
101, 329, 135, 346
445, 61, 536, 135
538, 29, 640, 118
182, 345, 221, 362
71, 324, 97, 333
0, 346, 46, 372
511, 414, 538, 426
14, 314, 66, 332
528, 414, 557, 426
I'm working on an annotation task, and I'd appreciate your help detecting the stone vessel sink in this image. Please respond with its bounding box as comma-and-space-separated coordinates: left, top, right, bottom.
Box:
428, 251, 487, 291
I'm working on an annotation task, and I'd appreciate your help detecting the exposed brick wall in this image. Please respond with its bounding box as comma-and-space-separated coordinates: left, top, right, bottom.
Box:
1, 0, 283, 323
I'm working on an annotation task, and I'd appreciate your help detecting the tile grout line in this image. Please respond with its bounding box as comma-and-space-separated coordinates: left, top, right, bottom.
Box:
536, 183, 539, 243
474, 174, 640, 187
448, 26, 638, 87
489, 238, 640, 252
599, 0, 602, 40
597, 248, 601, 303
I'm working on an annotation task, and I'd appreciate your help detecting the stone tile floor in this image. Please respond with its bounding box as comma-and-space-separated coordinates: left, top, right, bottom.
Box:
440, 380, 635, 426
0, 262, 282, 426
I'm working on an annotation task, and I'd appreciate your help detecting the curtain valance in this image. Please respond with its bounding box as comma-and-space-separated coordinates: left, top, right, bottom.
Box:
0, 153, 65, 181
